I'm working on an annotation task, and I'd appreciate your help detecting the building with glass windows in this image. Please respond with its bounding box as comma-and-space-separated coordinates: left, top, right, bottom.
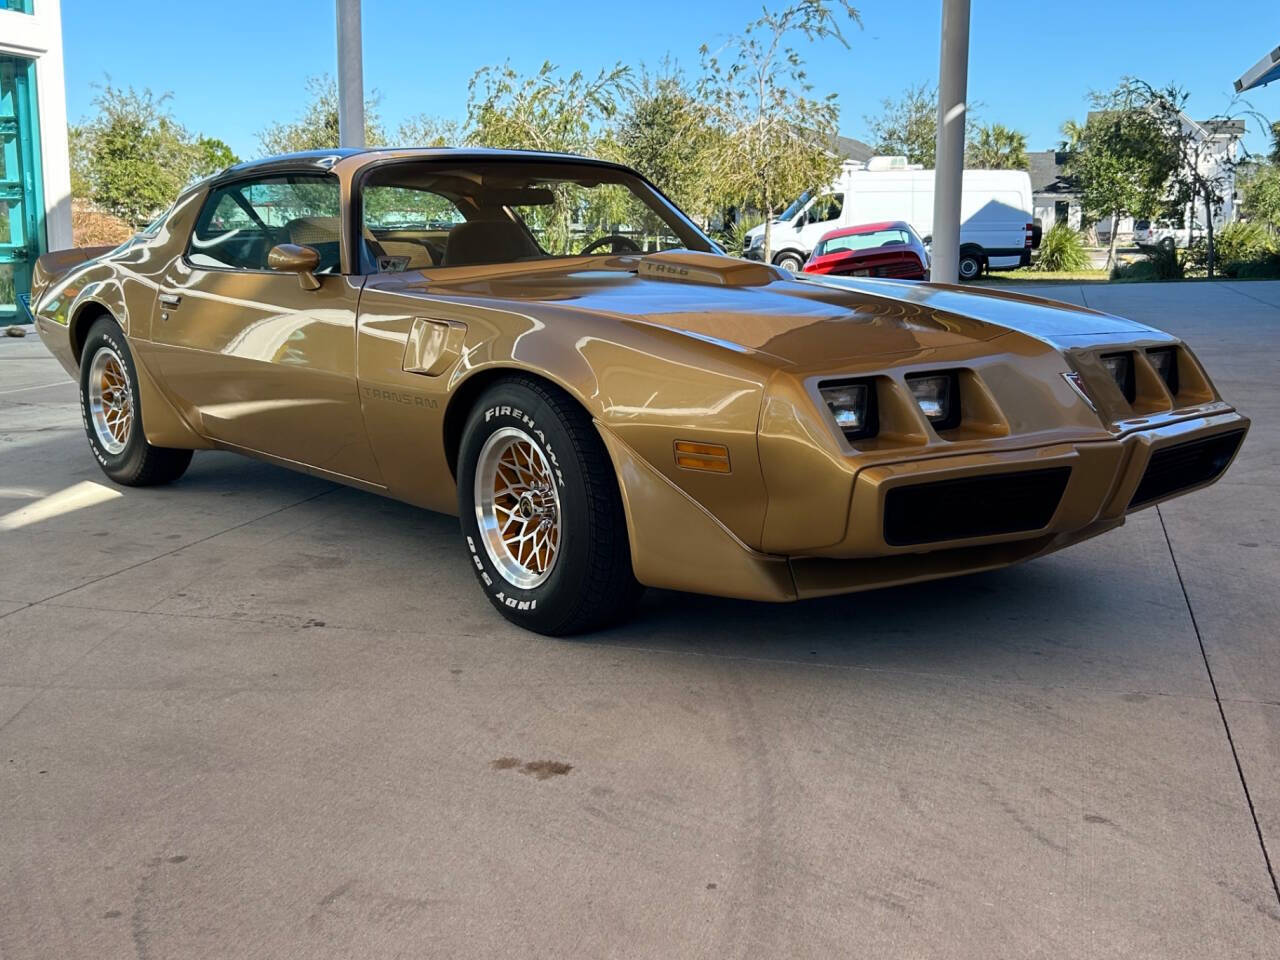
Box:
1, 0, 71, 323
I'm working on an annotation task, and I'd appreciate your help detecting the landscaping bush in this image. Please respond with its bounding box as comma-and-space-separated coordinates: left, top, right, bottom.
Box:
1112, 237, 1182, 281
1213, 221, 1276, 265
1183, 223, 1279, 278
1031, 223, 1090, 272
1232, 253, 1280, 279
715, 217, 764, 257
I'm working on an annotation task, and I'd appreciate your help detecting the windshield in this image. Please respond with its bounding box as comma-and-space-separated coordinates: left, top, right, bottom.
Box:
814, 227, 914, 257
777, 191, 812, 223
358, 159, 713, 272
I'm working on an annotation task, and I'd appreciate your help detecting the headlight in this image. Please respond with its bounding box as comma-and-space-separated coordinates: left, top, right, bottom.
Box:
1100, 352, 1135, 402
749, 234, 763, 249
905, 371, 961, 430
819, 379, 877, 440
1146, 346, 1179, 394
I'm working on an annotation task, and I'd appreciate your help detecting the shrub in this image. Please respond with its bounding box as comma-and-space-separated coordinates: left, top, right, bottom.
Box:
1111, 259, 1161, 282
715, 216, 763, 257
1214, 221, 1276, 265
1113, 237, 1182, 281
1233, 252, 1280, 279
1031, 223, 1091, 272
71, 199, 135, 248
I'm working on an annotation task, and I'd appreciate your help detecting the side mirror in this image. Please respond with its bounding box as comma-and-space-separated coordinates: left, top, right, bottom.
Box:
267, 243, 322, 291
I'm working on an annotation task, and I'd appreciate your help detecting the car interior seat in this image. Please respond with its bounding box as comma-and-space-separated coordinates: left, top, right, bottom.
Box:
442, 219, 541, 267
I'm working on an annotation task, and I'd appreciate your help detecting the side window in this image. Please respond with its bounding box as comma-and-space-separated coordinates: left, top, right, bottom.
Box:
818, 193, 844, 224
188, 174, 341, 273
361, 184, 465, 273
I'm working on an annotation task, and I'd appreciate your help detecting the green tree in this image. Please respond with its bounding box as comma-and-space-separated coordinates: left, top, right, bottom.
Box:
193, 136, 237, 176
396, 113, 460, 147
698, 0, 860, 263
1123, 80, 1256, 278
1063, 84, 1177, 270
614, 65, 722, 226
865, 82, 937, 166
465, 60, 630, 252
1240, 162, 1280, 233
257, 75, 385, 155
71, 83, 240, 228
966, 122, 1028, 170
465, 60, 629, 154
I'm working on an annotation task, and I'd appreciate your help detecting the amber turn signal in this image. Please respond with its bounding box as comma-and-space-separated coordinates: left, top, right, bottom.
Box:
674, 440, 731, 473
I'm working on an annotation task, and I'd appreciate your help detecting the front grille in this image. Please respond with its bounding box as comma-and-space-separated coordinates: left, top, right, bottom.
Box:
1129, 430, 1245, 508
884, 467, 1072, 546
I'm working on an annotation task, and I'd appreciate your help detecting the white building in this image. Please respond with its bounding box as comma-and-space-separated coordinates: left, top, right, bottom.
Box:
1029, 115, 1245, 244
1, 0, 71, 323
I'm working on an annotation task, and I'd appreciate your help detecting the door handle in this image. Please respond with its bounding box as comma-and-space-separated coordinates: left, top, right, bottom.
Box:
158, 293, 182, 308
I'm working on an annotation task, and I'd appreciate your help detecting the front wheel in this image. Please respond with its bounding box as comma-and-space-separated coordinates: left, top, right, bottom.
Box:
773, 251, 805, 273
457, 376, 642, 635
79, 317, 192, 486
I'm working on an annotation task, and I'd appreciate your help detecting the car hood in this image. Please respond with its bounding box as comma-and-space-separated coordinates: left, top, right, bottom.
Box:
415, 251, 1154, 368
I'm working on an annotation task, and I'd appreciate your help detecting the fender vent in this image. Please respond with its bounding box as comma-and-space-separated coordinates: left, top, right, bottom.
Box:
884, 467, 1072, 546
1129, 430, 1245, 508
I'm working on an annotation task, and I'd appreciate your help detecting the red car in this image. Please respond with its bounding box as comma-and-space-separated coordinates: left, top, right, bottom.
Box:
802, 221, 929, 280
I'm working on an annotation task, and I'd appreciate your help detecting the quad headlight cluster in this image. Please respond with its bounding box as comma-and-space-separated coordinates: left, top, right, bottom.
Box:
1100, 347, 1179, 403
820, 370, 963, 443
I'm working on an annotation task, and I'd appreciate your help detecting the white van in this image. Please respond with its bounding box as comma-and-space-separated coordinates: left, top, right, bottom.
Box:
745, 161, 1036, 280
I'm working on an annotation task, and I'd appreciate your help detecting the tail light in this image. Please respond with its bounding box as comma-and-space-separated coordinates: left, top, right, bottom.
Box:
1025, 223, 1034, 248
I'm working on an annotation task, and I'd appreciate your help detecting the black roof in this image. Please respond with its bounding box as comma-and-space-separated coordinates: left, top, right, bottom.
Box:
1028, 149, 1076, 195
832, 134, 875, 163
206, 146, 642, 188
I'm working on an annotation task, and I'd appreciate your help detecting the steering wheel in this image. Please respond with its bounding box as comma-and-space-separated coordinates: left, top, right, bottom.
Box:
579, 234, 642, 256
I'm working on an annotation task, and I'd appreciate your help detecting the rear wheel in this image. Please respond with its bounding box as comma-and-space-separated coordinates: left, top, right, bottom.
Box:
958, 252, 984, 281
457, 376, 642, 635
79, 317, 192, 486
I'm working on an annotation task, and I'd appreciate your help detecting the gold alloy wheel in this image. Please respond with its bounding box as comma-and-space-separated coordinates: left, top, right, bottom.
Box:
474, 427, 562, 589
87, 346, 133, 455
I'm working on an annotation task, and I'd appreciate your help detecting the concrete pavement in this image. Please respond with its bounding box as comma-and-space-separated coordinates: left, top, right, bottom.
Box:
1, 281, 1278, 958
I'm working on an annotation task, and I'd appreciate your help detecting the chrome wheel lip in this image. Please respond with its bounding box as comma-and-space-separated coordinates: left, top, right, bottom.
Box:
474, 426, 562, 590
87, 346, 132, 456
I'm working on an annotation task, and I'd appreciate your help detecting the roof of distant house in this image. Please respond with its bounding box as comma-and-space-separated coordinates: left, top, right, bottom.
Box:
831, 134, 874, 163
1084, 111, 1245, 139
1028, 150, 1076, 195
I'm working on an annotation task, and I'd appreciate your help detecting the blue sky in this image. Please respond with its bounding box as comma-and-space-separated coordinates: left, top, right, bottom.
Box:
62, 0, 1280, 160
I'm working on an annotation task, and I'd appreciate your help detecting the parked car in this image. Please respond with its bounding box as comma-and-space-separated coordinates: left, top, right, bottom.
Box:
802, 221, 929, 279
30, 148, 1248, 635
745, 162, 1036, 279
1134, 218, 1189, 247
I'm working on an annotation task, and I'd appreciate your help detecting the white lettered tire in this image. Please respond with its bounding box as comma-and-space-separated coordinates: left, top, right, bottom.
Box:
79, 317, 192, 487
457, 376, 642, 635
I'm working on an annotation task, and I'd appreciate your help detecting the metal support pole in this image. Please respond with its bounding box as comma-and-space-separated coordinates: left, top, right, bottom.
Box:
929, 0, 970, 283
336, 0, 364, 148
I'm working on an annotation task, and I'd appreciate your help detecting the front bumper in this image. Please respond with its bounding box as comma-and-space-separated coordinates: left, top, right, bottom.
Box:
603, 409, 1249, 603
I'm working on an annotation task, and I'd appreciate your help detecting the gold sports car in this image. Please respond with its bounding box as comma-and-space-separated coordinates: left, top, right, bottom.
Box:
31, 148, 1248, 634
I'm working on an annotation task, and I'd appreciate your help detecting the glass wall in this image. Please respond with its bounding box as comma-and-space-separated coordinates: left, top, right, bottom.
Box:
4, 1, 34, 15
1, 54, 43, 322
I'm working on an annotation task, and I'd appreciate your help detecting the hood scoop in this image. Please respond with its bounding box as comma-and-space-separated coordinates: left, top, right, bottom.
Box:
636, 250, 784, 287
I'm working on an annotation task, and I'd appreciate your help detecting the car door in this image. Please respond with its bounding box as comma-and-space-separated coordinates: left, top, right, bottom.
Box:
797, 193, 844, 252
149, 171, 382, 484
